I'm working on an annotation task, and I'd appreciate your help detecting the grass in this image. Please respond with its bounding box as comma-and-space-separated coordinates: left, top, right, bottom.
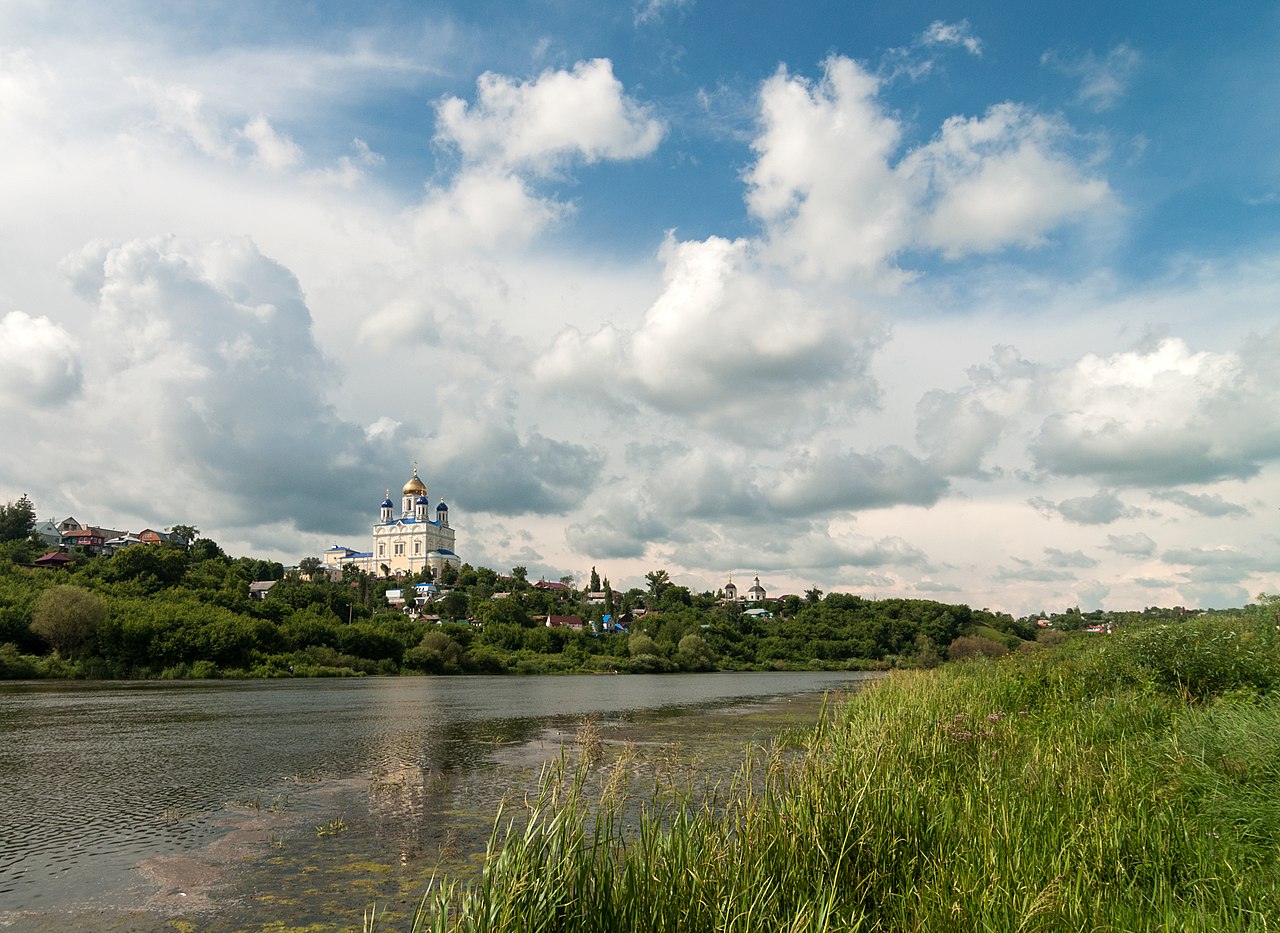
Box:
367, 618, 1280, 932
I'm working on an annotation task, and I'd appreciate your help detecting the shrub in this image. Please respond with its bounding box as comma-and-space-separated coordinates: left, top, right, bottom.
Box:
947, 634, 1009, 662
31, 585, 108, 658
1112, 617, 1279, 700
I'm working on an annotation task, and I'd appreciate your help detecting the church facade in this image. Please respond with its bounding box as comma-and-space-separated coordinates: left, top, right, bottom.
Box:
323, 464, 462, 578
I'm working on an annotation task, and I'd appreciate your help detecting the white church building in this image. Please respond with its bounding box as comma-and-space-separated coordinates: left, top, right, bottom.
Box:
323, 464, 462, 578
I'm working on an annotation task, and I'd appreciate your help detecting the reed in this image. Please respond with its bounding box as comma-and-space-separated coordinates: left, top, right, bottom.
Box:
387, 635, 1279, 932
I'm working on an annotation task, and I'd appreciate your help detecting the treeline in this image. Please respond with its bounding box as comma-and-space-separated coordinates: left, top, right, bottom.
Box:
0, 506, 1263, 679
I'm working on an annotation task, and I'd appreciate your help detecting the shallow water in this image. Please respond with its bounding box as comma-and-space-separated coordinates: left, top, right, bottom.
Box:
0, 671, 876, 930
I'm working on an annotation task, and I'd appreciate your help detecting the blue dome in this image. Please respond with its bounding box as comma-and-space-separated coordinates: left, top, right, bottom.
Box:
436, 500, 448, 511
381, 497, 393, 508
415, 494, 429, 505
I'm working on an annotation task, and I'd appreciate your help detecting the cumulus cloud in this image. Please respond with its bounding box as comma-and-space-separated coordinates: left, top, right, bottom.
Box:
1044, 547, 1099, 568
1150, 489, 1249, 517
59, 235, 389, 533
744, 57, 1111, 281
1030, 489, 1139, 525
903, 103, 1112, 257
435, 59, 664, 175
536, 234, 884, 440
1104, 532, 1157, 556
915, 388, 1006, 476
745, 57, 911, 282
769, 446, 948, 515
566, 488, 669, 559
433, 421, 606, 517
410, 169, 569, 256
1032, 336, 1280, 485
0, 311, 82, 407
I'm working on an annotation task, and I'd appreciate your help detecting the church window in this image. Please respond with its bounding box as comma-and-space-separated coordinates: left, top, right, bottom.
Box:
394, 543, 404, 556
378, 544, 384, 558
414, 541, 421, 554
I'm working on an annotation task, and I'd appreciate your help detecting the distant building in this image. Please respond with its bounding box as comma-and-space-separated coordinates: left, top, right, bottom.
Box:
324, 463, 462, 579
721, 574, 768, 603
248, 581, 277, 601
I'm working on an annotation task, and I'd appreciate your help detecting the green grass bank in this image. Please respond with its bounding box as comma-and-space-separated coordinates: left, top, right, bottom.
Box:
381, 612, 1280, 931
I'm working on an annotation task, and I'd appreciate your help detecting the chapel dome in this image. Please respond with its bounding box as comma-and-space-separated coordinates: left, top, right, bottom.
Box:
402, 469, 427, 497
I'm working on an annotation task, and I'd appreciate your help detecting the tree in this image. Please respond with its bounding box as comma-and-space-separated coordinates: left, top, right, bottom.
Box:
298, 557, 324, 581
645, 569, 672, 600
804, 586, 824, 604
510, 565, 528, 583
677, 633, 715, 671
31, 585, 107, 657
440, 589, 469, 621
0, 495, 37, 542
589, 566, 601, 592
166, 524, 199, 548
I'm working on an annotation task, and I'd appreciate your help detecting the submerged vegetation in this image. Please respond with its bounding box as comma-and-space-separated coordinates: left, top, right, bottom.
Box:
376, 606, 1280, 931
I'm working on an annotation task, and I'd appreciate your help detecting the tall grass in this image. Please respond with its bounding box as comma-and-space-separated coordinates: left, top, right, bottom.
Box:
381, 622, 1280, 932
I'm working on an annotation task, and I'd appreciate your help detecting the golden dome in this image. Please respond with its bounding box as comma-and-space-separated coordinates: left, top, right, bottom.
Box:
402, 465, 427, 497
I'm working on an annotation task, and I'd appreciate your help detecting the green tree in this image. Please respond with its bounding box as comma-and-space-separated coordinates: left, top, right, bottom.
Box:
298, 556, 324, 580
31, 585, 108, 657
677, 633, 715, 671
166, 524, 199, 548
0, 495, 37, 542
645, 569, 672, 601
440, 589, 469, 621
589, 566, 601, 592
510, 565, 529, 584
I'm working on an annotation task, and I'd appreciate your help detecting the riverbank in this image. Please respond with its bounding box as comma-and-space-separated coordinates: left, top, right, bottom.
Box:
394, 617, 1280, 931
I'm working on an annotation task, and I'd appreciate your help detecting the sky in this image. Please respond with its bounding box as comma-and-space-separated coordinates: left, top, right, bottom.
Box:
2, 0, 1279, 615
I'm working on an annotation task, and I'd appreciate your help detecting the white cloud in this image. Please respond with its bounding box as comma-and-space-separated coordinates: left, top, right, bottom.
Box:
903, 103, 1112, 257
410, 169, 568, 257
745, 57, 910, 283
745, 57, 1112, 282
634, 0, 692, 26
922, 20, 983, 57
51, 235, 390, 534
536, 233, 884, 440
435, 59, 665, 175
1032, 336, 1280, 485
0, 311, 82, 407
239, 114, 302, 172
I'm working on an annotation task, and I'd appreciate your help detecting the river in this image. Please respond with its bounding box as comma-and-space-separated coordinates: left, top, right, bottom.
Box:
0, 671, 877, 931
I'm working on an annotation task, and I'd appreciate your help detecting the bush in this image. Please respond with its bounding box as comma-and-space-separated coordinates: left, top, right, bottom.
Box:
31, 585, 108, 658
1112, 617, 1280, 700
948, 634, 1009, 662
0, 642, 39, 678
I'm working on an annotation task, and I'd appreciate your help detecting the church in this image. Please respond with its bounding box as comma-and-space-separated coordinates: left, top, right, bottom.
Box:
323, 464, 462, 578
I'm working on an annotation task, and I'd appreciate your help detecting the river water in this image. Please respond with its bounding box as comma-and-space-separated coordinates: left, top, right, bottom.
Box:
0, 671, 876, 931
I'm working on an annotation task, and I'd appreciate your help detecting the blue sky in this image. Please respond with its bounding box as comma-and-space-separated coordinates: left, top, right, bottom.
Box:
2, 0, 1279, 613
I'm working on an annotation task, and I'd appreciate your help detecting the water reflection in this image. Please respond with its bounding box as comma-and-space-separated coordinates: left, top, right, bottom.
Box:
0, 671, 875, 926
